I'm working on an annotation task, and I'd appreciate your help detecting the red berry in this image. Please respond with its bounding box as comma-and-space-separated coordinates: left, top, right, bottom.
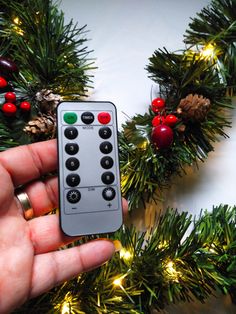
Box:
2, 102, 17, 116
151, 97, 165, 113
5, 92, 16, 103
152, 115, 165, 127
164, 114, 178, 127
0, 76, 7, 89
151, 124, 173, 149
20, 101, 31, 111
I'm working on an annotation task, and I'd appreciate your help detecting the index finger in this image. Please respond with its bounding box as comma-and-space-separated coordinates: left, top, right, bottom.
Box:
0, 139, 57, 187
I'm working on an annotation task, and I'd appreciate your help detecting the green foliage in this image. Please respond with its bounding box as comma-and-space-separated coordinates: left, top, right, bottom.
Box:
0, 0, 235, 311
0, 121, 18, 150
185, 0, 236, 45
16, 205, 236, 313
120, 0, 236, 209
120, 48, 232, 209
0, 0, 94, 97
0, 85, 37, 146
184, 0, 236, 94
0, 0, 94, 149
147, 49, 225, 99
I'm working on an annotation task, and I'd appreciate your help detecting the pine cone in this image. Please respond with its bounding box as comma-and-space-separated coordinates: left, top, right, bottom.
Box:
177, 93, 211, 122
36, 89, 62, 113
23, 113, 56, 138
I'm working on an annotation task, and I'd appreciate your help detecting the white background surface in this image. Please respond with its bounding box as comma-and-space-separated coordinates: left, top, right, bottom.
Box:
60, 0, 236, 215
60, 0, 211, 124
59, 1, 236, 312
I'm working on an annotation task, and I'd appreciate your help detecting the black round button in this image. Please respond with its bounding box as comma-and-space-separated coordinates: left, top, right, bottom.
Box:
64, 127, 78, 139
81, 111, 94, 124
102, 187, 116, 201
101, 171, 115, 185
101, 156, 114, 169
100, 141, 113, 154
66, 189, 81, 203
66, 174, 80, 187
99, 127, 112, 139
65, 143, 79, 155
65, 157, 80, 171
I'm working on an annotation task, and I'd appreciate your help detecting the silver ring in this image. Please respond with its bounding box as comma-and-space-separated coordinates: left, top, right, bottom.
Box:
16, 192, 34, 220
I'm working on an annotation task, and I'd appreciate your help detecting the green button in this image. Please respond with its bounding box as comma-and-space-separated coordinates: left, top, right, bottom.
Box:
64, 112, 77, 124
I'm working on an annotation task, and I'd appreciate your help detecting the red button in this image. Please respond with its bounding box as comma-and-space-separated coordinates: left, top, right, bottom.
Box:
98, 112, 111, 124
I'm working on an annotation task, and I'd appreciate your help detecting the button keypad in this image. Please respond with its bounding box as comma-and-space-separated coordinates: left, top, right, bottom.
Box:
99, 127, 112, 139
60, 106, 120, 216
102, 187, 116, 201
65, 157, 80, 171
67, 189, 81, 203
66, 174, 80, 187
64, 112, 77, 124
81, 111, 94, 124
98, 112, 111, 124
65, 143, 79, 155
101, 171, 115, 185
100, 141, 113, 154
101, 156, 114, 169
57, 102, 122, 236
64, 127, 78, 139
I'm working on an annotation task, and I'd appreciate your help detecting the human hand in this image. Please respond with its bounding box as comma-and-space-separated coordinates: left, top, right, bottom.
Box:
0, 139, 128, 313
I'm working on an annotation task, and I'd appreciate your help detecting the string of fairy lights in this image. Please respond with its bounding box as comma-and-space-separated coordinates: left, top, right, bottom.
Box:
58, 245, 186, 313
2, 0, 234, 312
55, 38, 232, 314
56, 17, 224, 314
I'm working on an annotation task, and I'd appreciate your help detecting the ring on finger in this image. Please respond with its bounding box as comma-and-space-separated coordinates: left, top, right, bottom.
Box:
15, 191, 34, 220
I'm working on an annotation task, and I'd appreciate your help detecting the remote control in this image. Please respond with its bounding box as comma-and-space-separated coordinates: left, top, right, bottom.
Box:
57, 101, 123, 236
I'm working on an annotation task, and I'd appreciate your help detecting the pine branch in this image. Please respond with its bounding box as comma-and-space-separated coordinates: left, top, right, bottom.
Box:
0, 0, 95, 149
185, 0, 236, 46
0, 121, 19, 151
16, 205, 236, 313
184, 0, 236, 94
1, 0, 95, 97
120, 48, 232, 209
146, 48, 227, 100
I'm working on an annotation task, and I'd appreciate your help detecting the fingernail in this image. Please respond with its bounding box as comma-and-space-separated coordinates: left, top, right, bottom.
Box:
93, 238, 122, 252
113, 239, 122, 252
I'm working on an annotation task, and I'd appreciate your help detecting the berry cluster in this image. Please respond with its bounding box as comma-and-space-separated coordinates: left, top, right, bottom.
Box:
0, 56, 31, 117
151, 97, 178, 127
150, 97, 178, 149
0, 76, 31, 117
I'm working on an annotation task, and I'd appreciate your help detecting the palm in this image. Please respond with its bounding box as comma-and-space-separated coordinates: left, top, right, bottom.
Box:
0, 209, 33, 312
0, 140, 125, 313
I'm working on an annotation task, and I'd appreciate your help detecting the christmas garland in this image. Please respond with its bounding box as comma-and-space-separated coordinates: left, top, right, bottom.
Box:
0, 0, 235, 313
120, 0, 236, 210
120, 49, 232, 210
0, 0, 94, 150
185, 0, 236, 96
15, 205, 236, 313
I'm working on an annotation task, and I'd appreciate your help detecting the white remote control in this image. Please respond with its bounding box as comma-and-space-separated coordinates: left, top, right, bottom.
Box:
57, 101, 123, 236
